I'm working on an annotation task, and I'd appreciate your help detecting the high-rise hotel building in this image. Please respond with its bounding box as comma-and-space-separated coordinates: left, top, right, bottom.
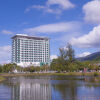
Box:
12, 34, 50, 67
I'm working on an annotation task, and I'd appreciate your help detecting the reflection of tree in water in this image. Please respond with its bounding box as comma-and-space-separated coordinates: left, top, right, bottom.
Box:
52, 80, 78, 100
83, 77, 100, 88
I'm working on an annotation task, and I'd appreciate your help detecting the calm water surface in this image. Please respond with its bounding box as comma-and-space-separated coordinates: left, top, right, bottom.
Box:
0, 76, 100, 100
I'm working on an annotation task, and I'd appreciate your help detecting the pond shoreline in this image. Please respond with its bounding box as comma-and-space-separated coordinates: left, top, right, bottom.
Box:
0, 72, 100, 77
0, 76, 6, 82
0, 72, 99, 82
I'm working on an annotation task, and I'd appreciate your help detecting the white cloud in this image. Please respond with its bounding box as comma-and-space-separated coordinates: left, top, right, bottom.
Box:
1, 30, 13, 34
25, 5, 57, 14
47, 0, 74, 9
0, 45, 11, 64
55, 32, 81, 44
25, 5, 46, 12
50, 55, 58, 60
24, 21, 81, 34
83, 0, 100, 24
77, 52, 91, 58
25, 0, 75, 14
70, 25, 100, 48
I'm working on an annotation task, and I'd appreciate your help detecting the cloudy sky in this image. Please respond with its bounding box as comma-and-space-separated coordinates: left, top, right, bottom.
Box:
0, 0, 100, 63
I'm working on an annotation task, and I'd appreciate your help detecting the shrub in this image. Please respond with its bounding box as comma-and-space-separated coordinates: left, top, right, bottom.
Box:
94, 72, 98, 77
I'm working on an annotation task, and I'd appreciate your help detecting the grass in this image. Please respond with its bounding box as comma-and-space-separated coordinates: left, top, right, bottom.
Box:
0, 72, 100, 83
0, 72, 100, 82
93, 72, 99, 76
0, 76, 6, 82
0, 72, 100, 77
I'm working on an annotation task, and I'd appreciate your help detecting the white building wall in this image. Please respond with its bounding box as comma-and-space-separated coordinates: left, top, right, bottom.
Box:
12, 34, 50, 67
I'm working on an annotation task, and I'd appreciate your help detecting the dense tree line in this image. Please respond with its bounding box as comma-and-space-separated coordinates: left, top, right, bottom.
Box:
0, 63, 22, 73
0, 63, 49, 73
50, 44, 100, 72
0, 44, 100, 73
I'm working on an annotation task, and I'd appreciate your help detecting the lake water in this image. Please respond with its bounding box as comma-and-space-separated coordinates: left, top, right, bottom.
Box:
0, 76, 100, 100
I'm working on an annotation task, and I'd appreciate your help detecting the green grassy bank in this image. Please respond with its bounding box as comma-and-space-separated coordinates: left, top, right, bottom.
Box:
0, 72, 100, 77
0, 72, 99, 82
0, 76, 6, 82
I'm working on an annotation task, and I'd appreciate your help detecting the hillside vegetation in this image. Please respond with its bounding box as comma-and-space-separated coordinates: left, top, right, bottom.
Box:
77, 52, 100, 61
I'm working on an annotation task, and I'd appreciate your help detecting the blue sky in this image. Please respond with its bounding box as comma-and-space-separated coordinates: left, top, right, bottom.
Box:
0, 0, 100, 63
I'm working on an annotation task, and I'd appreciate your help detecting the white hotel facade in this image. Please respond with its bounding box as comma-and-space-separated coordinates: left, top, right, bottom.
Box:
12, 34, 50, 67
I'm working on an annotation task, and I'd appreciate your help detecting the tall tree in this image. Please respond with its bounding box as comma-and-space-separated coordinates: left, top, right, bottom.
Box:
66, 43, 75, 62
50, 43, 75, 72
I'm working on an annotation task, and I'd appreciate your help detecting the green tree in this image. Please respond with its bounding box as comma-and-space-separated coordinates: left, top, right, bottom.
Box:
2, 63, 16, 73
50, 43, 75, 72
66, 43, 75, 63
0, 65, 3, 73
29, 66, 35, 72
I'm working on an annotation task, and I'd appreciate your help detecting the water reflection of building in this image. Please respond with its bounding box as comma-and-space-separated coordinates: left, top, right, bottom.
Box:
11, 78, 51, 100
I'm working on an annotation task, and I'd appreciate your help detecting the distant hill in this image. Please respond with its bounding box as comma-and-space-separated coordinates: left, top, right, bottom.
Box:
77, 52, 100, 61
